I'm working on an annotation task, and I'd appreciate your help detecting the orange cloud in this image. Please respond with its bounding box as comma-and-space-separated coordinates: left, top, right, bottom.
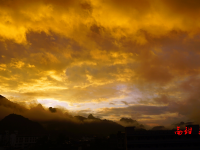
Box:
1, 0, 200, 125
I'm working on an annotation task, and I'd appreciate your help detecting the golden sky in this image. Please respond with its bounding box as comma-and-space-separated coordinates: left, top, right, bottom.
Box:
1, 0, 200, 126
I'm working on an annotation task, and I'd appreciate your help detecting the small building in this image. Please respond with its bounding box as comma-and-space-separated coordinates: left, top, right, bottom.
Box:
0, 130, 44, 149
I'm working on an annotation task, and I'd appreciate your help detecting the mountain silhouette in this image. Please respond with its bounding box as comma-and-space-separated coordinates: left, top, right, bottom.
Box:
0, 95, 125, 136
0, 95, 27, 113
119, 117, 145, 129
0, 114, 45, 134
41, 116, 125, 136
88, 114, 96, 119
74, 115, 87, 121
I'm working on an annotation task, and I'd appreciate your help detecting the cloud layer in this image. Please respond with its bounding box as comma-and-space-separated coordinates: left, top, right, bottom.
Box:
0, 0, 200, 126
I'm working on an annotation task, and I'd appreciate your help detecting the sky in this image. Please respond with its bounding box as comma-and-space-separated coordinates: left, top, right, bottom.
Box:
1, 0, 200, 127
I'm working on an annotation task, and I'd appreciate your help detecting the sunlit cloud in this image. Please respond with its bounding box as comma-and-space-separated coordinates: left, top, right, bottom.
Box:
0, 0, 200, 125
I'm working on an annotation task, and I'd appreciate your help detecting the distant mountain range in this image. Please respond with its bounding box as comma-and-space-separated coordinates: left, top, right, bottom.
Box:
0, 113, 124, 136
0, 95, 27, 113
0, 95, 125, 136
1, 94, 187, 136
0, 114, 46, 134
